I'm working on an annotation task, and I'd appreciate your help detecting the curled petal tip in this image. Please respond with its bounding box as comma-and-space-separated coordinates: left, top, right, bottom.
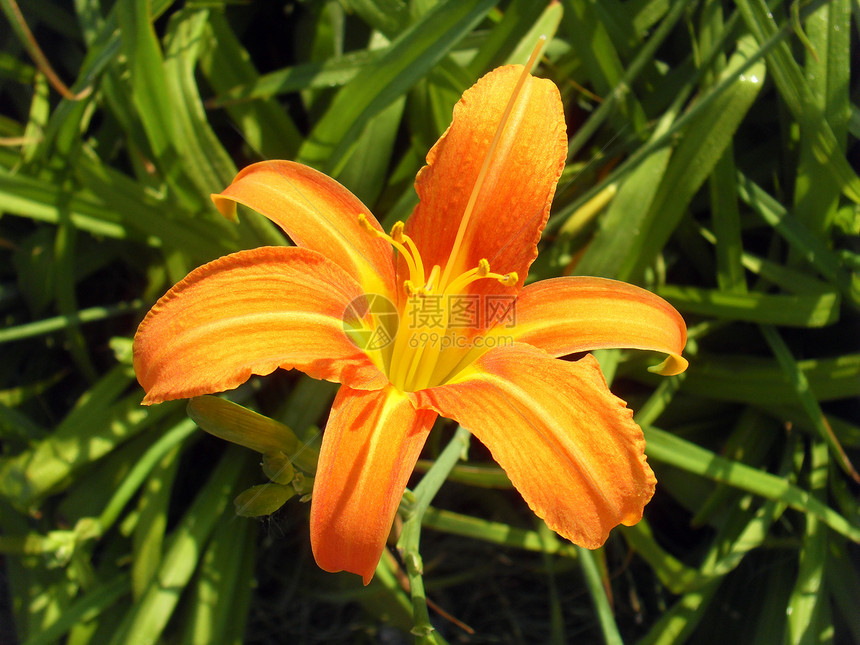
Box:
210, 193, 238, 221
648, 354, 688, 376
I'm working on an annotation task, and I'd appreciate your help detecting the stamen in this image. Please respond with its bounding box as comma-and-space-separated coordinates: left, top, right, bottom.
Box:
442, 259, 518, 296
390, 221, 406, 242
498, 271, 518, 287
358, 214, 423, 287
357, 213, 379, 236
424, 265, 441, 292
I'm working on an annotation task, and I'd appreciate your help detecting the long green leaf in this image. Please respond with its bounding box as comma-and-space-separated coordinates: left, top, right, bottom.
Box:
297, 0, 497, 174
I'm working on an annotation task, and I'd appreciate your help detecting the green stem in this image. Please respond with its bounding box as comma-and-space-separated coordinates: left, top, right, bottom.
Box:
397, 425, 470, 644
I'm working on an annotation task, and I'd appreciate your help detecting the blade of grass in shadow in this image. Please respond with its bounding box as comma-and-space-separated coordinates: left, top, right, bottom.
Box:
761, 325, 859, 482
297, 0, 496, 175
735, 0, 860, 204
736, 172, 855, 304
577, 546, 623, 645
467, 0, 547, 74
20, 573, 129, 645
561, 0, 649, 138
0, 367, 182, 508
785, 441, 828, 645
619, 34, 765, 280
791, 0, 850, 239
131, 445, 180, 600
198, 11, 302, 160
115, 0, 200, 210
422, 507, 580, 559
642, 425, 860, 542
620, 520, 708, 594
673, 353, 860, 405
335, 30, 406, 208
106, 446, 249, 645
206, 47, 383, 108
161, 7, 282, 249
826, 537, 860, 643
162, 8, 236, 194
654, 286, 839, 327
179, 508, 257, 645
636, 579, 721, 645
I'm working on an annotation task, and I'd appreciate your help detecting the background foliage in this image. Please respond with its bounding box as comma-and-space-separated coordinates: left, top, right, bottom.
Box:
1, 0, 858, 643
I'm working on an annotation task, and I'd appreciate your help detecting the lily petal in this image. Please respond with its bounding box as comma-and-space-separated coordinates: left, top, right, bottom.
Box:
405, 65, 567, 292
212, 161, 396, 297
416, 345, 656, 548
133, 247, 387, 404
508, 277, 688, 375
311, 385, 436, 584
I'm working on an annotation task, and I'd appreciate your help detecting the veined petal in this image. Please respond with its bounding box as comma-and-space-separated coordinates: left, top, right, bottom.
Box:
404, 65, 567, 293
508, 277, 688, 375
212, 161, 396, 297
133, 247, 387, 404
311, 385, 436, 585
416, 346, 656, 548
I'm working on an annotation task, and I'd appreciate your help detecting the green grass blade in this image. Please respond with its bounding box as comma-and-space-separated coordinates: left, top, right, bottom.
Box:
297, 0, 497, 174
130, 445, 181, 599
180, 509, 257, 645
735, 0, 860, 204
577, 546, 623, 645
785, 442, 828, 645
106, 446, 248, 645
676, 353, 860, 405
643, 426, 860, 542
655, 286, 840, 327
620, 34, 765, 280
21, 574, 130, 645
198, 12, 302, 159
422, 507, 580, 559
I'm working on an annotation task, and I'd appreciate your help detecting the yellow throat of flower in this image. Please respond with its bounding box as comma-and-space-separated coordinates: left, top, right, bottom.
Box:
359, 215, 516, 392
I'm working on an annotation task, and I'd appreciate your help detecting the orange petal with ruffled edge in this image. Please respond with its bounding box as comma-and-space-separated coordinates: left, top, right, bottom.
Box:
416, 345, 656, 548
404, 65, 567, 294
133, 247, 387, 405
311, 385, 435, 584
211, 161, 396, 298
505, 277, 688, 375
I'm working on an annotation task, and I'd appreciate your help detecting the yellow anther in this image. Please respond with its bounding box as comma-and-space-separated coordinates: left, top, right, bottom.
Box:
360, 215, 426, 288
498, 272, 518, 287
442, 259, 518, 296
358, 213, 381, 236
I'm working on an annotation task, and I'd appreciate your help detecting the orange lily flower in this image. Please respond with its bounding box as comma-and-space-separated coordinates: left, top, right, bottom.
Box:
133, 61, 687, 585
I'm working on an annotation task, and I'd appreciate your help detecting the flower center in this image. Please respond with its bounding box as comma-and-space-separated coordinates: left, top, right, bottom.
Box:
359, 215, 516, 392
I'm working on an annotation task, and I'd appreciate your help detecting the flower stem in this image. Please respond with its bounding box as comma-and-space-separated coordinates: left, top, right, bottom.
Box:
397, 425, 471, 644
